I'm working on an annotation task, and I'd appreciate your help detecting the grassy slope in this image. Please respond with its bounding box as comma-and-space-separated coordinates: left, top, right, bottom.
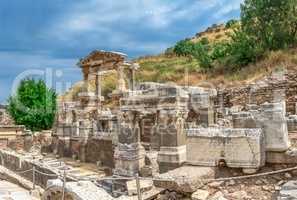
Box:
61, 24, 297, 101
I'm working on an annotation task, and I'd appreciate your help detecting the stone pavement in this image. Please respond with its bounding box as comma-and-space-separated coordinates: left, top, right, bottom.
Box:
0, 180, 36, 200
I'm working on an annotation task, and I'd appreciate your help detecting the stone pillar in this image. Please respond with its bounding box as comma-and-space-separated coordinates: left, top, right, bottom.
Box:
95, 74, 101, 99
114, 111, 145, 177
130, 68, 135, 91
82, 67, 90, 92
199, 107, 215, 126
233, 102, 290, 152
260, 101, 290, 152
191, 92, 215, 126
117, 66, 126, 92
95, 73, 103, 110
157, 109, 188, 173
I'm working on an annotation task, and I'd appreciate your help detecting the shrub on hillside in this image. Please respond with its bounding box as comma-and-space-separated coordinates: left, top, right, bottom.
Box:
173, 39, 195, 56
211, 41, 230, 61
192, 42, 213, 70
226, 29, 264, 68
225, 19, 238, 29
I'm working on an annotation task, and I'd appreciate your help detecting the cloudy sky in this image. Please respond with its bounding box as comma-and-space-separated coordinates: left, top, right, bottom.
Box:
0, 0, 243, 103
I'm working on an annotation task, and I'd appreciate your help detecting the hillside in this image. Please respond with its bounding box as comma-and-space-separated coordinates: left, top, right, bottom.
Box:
61, 24, 297, 102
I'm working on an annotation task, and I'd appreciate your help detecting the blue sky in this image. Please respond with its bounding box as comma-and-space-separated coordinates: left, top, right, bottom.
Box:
0, 0, 243, 103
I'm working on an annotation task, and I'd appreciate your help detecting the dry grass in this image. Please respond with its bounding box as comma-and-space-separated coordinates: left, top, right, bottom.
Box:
61, 48, 297, 102
206, 48, 297, 87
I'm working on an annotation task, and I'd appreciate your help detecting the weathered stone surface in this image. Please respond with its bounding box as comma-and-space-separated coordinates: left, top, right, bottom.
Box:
153, 166, 215, 193
85, 137, 114, 168
232, 101, 290, 152
266, 148, 297, 164
0, 180, 34, 200
287, 115, 297, 132
126, 179, 153, 196
209, 191, 227, 200
260, 102, 290, 152
44, 179, 114, 200
227, 191, 249, 199
216, 70, 297, 114
278, 181, 297, 200
186, 128, 265, 170
191, 189, 209, 200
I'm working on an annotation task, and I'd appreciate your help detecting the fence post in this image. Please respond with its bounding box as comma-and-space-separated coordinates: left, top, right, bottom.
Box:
136, 173, 142, 200
62, 169, 66, 200
32, 166, 36, 190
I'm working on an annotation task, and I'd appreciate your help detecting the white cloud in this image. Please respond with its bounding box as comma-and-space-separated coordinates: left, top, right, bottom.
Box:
43, 0, 243, 55
214, 0, 244, 19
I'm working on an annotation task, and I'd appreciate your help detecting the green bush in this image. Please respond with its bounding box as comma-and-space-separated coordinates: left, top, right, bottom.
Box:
7, 79, 57, 131
200, 37, 210, 45
226, 29, 263, 68
225, 19, 238, 29
211, 41, 230, 61
192, 42, 213, 70
173, 39, 195, 56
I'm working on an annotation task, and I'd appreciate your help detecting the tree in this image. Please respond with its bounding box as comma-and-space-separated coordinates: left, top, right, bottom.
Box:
227, 28, 264, 68
173, 39, 195, 56
241, 0, 297, 50
192, 41, 213, 70
7, 79, 57, 131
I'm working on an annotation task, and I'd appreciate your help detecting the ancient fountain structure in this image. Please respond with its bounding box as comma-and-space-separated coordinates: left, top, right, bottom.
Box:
52, 50, 297, 198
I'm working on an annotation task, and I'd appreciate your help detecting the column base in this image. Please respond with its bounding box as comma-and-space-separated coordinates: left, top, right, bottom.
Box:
157, 145, 187, 173
113, 143, 146, 177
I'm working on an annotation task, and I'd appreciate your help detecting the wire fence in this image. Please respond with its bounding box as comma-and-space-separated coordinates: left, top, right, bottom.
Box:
8, 164, 297, 200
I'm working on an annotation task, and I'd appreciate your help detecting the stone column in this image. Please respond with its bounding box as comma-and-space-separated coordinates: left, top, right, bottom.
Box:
117, 66, 126, 92
114, 111, 145, 177
130, 68, 136, 91
260, 101, 290, 152
157, 109, 188, 173
95, 73, 101, 99
191, 92, 215, 126
95, 73, 103, 109
82, 67, 90, 92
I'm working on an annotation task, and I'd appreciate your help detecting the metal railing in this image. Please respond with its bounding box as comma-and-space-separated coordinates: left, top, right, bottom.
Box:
4, 160, 297, 200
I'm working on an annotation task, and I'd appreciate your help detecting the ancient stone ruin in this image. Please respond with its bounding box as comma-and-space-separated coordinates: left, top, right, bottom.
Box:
3, 50, 297, 199
45, 50, 297, 199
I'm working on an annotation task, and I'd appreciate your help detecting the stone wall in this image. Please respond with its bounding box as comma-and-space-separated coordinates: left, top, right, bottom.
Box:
218, 70, 297, 114
0, 106, 14, 125
52, 136, 114, 168
0, 150, 59, 188
86, 137, 114, 168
